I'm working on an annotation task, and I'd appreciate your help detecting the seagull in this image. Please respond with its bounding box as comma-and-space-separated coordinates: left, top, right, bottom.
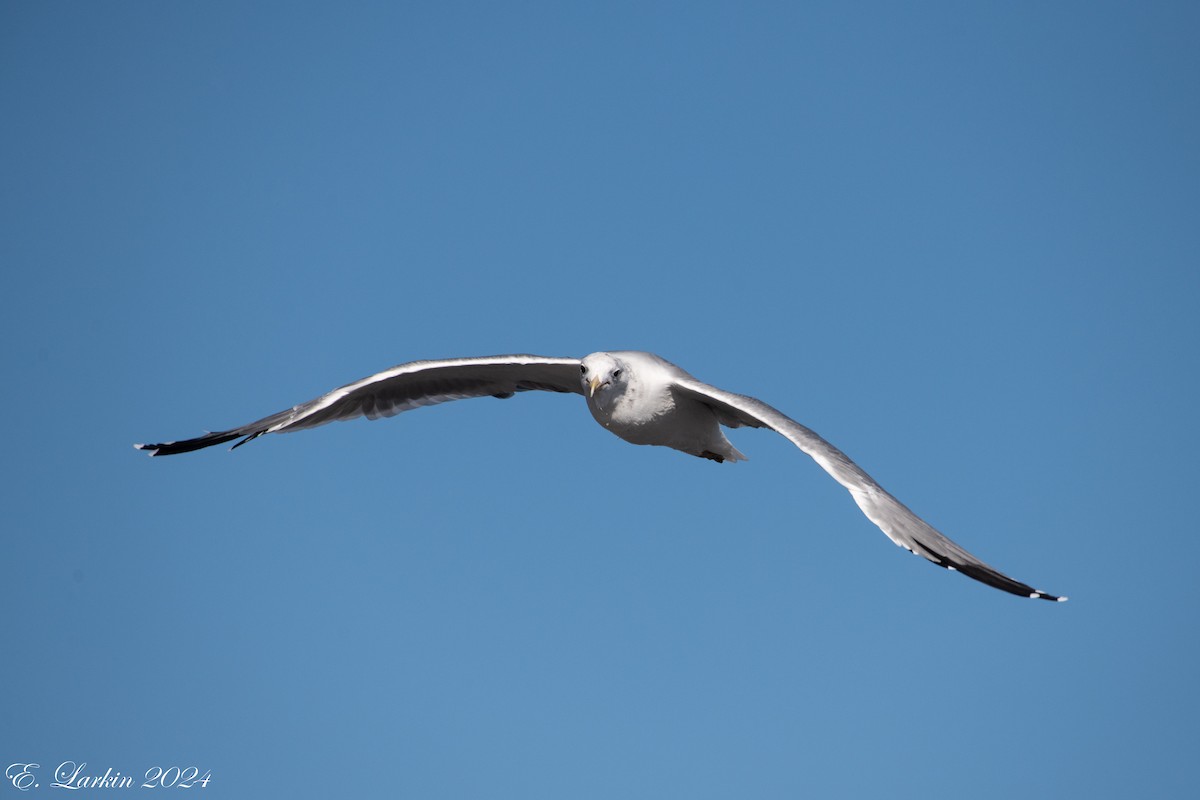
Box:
136, 351, 1065, 601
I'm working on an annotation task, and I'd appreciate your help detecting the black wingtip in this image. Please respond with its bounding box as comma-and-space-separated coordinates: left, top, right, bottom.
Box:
904, 540, 1065, 602
132, 430, 245, 456
944, 560, 1066, 602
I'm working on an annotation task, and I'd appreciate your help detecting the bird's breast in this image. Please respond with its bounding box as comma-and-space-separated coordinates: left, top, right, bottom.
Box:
587, 387, 683, 447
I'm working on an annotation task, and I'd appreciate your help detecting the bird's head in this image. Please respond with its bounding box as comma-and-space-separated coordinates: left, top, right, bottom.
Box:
580, 352, 626, 400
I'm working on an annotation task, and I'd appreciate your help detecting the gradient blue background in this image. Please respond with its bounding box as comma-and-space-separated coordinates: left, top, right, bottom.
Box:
3, 2, 1197, 797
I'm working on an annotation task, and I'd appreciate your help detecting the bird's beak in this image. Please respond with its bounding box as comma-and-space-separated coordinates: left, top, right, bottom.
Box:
588, 376, 603, 397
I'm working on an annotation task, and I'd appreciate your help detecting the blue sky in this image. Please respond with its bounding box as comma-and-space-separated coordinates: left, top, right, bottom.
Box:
2, 2, 1198, 797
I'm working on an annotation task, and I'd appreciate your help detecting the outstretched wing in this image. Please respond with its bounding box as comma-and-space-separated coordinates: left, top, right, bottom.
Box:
671, 377, 1065, 601
136, 355, 583, 456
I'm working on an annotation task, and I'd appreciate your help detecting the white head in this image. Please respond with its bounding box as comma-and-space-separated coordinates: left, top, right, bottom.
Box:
580, 352, 627, 400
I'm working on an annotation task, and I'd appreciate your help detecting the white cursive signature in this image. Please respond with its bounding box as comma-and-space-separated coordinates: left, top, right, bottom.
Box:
6, 761, 211, 790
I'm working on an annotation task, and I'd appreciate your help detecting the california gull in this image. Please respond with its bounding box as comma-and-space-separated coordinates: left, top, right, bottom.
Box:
136, 351, 1065, 601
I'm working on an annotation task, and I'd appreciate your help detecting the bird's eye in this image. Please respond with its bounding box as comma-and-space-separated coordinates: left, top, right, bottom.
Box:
613, 369, 622, 378
580, 364, 587, 374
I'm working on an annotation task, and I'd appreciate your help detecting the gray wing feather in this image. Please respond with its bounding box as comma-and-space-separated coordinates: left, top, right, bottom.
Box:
672, 377, 1065, 601
136, 355, 583, 456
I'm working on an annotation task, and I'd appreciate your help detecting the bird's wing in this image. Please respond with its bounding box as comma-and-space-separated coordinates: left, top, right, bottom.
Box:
671, 377, 1065, 601
136, 355, 583, 456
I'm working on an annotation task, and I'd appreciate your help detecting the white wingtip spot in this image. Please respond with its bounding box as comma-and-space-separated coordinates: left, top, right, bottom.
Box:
947, 565, 957, 571
1057, 596, 1068, 602
1029, 592, 1039, 598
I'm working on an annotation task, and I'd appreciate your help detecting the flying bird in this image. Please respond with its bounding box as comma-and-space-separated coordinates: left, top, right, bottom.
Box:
136, 351, 1065, 601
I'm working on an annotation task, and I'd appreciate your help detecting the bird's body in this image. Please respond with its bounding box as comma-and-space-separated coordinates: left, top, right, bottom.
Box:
583, 352, 746, 463
136, 350, 1065, 602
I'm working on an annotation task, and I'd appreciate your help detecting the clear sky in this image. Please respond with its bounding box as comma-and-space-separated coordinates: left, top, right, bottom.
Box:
3, 2, 1198, 797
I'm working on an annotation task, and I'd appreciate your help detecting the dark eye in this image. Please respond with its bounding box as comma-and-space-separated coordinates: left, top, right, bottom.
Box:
580, 364, 587, 374
613, 369, 622, 378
